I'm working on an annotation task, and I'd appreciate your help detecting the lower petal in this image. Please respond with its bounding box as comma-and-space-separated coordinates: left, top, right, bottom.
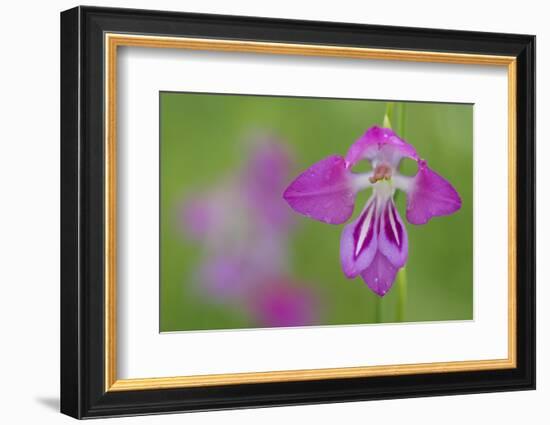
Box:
340, 199, 378, 278
378, 200, 409, 268
360, 252, 399, 297
283, 155, 356, 224
406, 160, 462, 225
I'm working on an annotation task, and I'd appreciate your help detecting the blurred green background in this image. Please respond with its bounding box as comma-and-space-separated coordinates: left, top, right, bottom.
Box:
160, 92, 473, 332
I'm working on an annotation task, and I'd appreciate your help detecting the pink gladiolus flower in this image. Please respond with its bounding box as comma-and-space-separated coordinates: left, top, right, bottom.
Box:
283, 126, 461, 296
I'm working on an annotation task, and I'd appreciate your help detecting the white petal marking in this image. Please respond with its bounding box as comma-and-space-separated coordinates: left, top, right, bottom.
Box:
355, 203, 375, 257
388, 202, 400, 246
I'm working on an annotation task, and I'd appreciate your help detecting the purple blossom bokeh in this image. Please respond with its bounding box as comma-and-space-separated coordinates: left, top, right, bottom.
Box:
179, 136, 320, 328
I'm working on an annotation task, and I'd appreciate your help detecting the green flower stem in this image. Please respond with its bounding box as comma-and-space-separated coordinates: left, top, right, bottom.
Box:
374, 295, 383, 323
383, 102, 395, 129
377, 102, 395, 323
396, 102, 408, 322
396, 268, 407, 322
383, 101, 408, 323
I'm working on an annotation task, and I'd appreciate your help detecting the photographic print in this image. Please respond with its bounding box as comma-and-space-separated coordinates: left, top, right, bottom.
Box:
160, 93, 473, 332
61, 8, 535, 418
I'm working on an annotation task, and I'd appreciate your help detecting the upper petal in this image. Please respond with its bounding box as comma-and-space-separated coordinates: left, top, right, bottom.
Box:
340, 198, 378, 278
345, 126, 418, 168
360, 251, 399, 297
283, 155, 356, 224
377, 200, 409, 268
406, 160, 462, 225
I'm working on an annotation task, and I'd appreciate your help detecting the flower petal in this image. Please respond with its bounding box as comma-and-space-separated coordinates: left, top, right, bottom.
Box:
340, 198, 378, 278
360, 252, 399, 297
406, 160, 462, 225
346, 126, 418, 168
283, 155, 356, 224
377, 200, 409, 268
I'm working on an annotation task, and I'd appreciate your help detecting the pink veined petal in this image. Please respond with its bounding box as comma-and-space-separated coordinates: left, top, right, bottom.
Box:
377, 199, 409, 268
345, 126, 418, 168
360, 251, 399, 297
283, 155, 356, 225
406, 160, 462, 225
340, 198, 378, 278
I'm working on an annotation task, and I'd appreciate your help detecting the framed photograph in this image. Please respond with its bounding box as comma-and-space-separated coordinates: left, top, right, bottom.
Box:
60, 6, 535, 419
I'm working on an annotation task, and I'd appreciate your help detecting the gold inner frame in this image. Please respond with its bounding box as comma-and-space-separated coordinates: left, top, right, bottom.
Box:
104, 33, 517, 392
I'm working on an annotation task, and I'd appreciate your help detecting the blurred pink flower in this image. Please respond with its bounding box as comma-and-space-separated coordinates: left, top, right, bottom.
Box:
247, 277, 319, 328
179, 136, 320, 327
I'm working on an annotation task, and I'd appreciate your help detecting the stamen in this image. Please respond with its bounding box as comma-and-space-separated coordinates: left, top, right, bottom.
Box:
369, 163, 392, 183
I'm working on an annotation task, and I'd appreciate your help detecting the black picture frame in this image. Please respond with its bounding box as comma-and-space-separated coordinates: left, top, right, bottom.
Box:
61, 5, 535, 419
